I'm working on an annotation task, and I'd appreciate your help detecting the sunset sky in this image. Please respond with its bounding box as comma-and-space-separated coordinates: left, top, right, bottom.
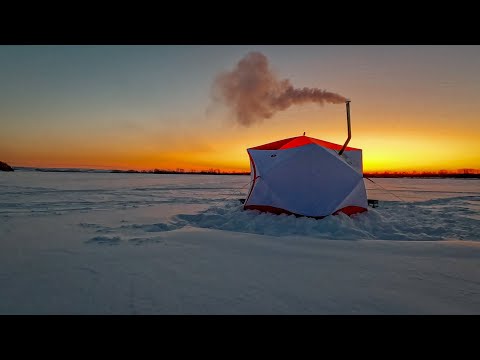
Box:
1, 45, 479, 172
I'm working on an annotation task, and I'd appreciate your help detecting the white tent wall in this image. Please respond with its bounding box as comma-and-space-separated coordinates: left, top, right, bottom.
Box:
333, 179, 368, 213
340, 149, 363, 174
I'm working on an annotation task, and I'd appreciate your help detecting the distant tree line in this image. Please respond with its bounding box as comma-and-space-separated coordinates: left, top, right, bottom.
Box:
110, 168, 250, 175
364, 169, 480, 178
110, 168, 480, 178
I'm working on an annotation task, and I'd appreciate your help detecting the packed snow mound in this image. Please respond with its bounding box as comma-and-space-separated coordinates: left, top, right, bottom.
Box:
171, 196, 480, 241
81, 195, 480, 242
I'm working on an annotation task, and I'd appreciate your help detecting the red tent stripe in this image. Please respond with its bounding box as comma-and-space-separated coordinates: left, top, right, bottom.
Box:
244, 204, 367, 219
249, 135, 359, 151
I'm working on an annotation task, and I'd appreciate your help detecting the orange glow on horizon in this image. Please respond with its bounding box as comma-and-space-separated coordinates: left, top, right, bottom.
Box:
5, 128, 479, 174
3, 106, 479, 174
2, 46, 480, 176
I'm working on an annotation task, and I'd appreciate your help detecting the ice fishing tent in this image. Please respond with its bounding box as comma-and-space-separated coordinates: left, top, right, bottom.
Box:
244, 135, 368, 218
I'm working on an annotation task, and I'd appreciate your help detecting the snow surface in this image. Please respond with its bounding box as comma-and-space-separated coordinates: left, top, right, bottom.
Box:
0, 171, 479, 314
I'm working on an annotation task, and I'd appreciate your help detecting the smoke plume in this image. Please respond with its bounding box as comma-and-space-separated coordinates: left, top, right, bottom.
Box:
212, 52, 346, 126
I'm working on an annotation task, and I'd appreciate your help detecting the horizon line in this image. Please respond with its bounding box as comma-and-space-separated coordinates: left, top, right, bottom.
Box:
10, 164, 480, 175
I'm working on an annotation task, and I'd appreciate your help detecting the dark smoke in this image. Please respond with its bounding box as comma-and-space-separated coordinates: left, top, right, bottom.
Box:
212, 52, 346, 126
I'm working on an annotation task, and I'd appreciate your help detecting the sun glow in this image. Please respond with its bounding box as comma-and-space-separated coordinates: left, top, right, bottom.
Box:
1, 46, 479, 174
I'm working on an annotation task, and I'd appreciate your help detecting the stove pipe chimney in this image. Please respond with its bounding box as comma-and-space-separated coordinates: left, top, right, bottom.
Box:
338, 99, 351, 156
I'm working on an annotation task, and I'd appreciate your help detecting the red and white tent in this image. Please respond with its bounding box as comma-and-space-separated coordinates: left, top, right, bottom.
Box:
244, 135, 368, 218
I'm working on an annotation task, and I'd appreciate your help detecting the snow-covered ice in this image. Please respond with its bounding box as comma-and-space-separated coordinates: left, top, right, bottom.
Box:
0, 171, 479, 314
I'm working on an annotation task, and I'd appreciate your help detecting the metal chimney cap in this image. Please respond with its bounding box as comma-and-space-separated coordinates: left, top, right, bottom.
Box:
345, 99, 351, 103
